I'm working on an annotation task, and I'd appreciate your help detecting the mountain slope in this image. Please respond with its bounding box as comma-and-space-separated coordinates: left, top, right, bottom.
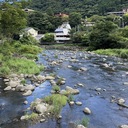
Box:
30, 0, 128, 16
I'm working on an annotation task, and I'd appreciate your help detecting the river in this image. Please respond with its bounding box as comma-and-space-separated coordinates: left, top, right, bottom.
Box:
0, 49, 128, 128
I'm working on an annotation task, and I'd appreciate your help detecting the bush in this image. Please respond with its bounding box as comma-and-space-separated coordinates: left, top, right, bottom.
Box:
41, 33, 54, 43
52, 85, 60, 93
20, 34, 38, 45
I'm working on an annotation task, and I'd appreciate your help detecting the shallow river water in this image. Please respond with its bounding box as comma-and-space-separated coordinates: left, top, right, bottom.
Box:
0, 49, 128, 128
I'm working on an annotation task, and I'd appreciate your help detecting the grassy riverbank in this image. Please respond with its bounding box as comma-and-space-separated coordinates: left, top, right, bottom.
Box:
94, 49, 128, 59
0, 40, 44, 77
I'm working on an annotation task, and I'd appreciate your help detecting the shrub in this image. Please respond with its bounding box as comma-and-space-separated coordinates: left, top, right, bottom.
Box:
41, 33, 54, 43
52, 85, 60, 93
20, 34, 38, 45
67, 94, 74, 102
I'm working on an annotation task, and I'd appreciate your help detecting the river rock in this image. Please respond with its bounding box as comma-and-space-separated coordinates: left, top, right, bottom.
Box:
77, 125, 86, 128
4, 79, 9, 82
80, 67, 88, 71
36, 75, 45, 81
123, 82, 128, 85
40, 119, 46, 123
23, 90, 32, 96
119, 125, 128, 128
95, 88, 102, 91
66, 86, 79, 94
16, 84, 24, 91
20, 115, 28, 120
60, 89, 67, 95
24, 101, 28, 105
24, 84, 35, 91
8, 81, 18, 88
77, 83, 84, 87
35, 104, 47, 114
69, 101, 75, 105
83, 107, 91, 114
45, 76, 55, 80
4, 86, 11, 91
118, 98, 125, 104
75, 101, 82, 106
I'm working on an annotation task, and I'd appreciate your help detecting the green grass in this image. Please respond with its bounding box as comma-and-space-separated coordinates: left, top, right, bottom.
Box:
44, 94, 67, 117
0, 58, 44, 76
94, 49, 128, 59
0, 40, 43, 76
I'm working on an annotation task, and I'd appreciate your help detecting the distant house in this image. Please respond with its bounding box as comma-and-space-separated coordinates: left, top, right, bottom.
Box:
55, 13, 69, 18
22, 8, 35, 13
24, 27, 38, 37
54, 22, 71, 43
107, 8, 128, 16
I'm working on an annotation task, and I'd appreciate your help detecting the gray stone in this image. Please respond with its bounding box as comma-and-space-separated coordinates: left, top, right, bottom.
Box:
23, 90, 32, 96
76, 101, 82, 106
40, 119, 46, 123
20, 115, 28, 120
16, 84, 24, 91
35, 104, 47, 114
77, 125, 86, 128
123, 82, 128, 85
24, 101, 28, 105
36, 75, 45, 81
95, 88, 102, 91
77, 83, 84, 87
118, 98, 125, 104
4, 86, 11, 91
69, 101, 75, 105
80, 67, 88, 71
24, 84, 35, 91
66, 86, 79, 95
119, 125, 128, 128
45, 76, 55, 80
8, 81, 18, 88
83, 107, 91, 114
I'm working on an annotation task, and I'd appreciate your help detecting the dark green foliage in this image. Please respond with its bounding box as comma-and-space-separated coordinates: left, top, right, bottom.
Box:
29, 0, 128, 17
89, 21, 119, 50
69, 12, 82, 28
28, 11, 62, 33
0, 3, 27, 38
41, 33, 54, 43
20, 34, 38, 45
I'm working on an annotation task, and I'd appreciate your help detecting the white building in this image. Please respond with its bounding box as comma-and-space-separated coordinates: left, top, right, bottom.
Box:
54, 22, 71, 43
24, 27, 38, 37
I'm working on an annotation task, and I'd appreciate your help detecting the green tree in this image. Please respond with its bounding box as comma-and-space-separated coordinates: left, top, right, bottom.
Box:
89, 21, 118, 50
0, 3, 27, 38
69, 12, 82, 28
28, 11, 53, 33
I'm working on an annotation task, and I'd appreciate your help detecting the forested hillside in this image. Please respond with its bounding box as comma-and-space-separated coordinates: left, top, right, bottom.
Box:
30, 0, 128, 16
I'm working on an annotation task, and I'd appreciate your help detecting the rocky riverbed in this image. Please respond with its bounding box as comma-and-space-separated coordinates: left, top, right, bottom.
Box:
0, 49, 128, 128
